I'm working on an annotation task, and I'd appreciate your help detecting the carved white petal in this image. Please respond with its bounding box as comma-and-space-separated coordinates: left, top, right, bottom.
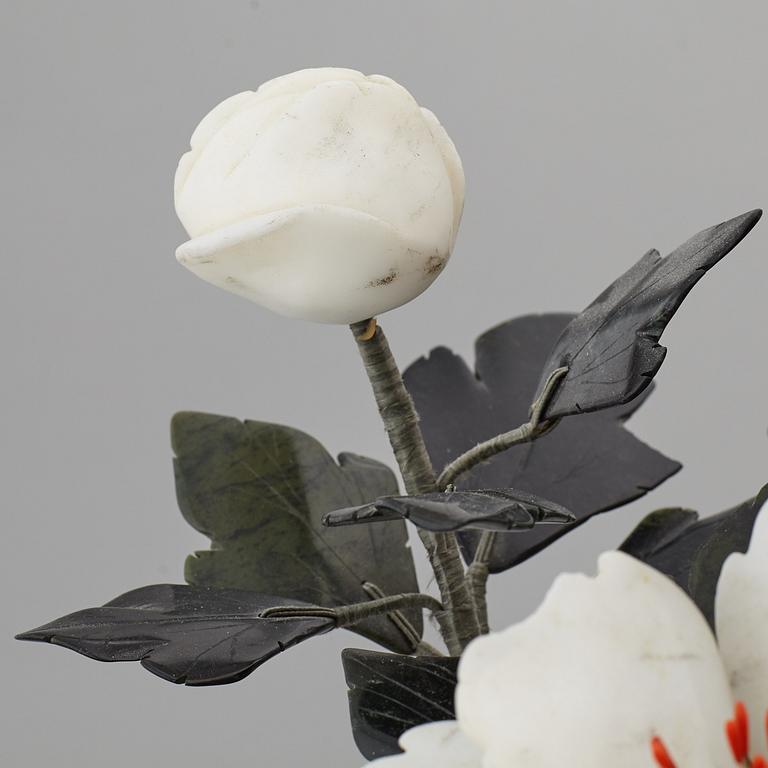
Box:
420, 107, 465, 247
457, 552, 734, 768
176, 204, 448, 324
174, 68, 462, 322
254, 67, 367, 100
363, 722, 481, 767
715, 496, 768, 756
175, 70, 455, 248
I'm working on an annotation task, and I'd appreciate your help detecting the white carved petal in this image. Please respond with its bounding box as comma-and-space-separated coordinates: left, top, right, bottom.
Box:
174, 91, 256, 199
189, 91, 256, 151
175, 76, 455, 249
254, 67, 366, 100
176, 204, 449, 324
175, 91, 299, 236
363, 722, 482, 767
420, 107, 465, 246
457, 552, 733, 768
715, 496, 768, 756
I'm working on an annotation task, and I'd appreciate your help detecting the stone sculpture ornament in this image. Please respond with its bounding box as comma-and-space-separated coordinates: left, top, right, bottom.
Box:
16, 68, 766, 767
174, 68, 464, 323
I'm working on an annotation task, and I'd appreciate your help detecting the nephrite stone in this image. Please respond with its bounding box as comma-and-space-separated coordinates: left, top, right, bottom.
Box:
342, 648, 459, 760
534, 209, 761, 419
404, 313, 681, 572
324, 488, 574, 531
16, 585, 334, 686
174, 68, 465, 325
621, 483, 768, 627
172, 413, 422, 653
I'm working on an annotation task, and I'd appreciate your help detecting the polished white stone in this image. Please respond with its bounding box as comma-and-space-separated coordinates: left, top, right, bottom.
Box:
175, 68, 464, 323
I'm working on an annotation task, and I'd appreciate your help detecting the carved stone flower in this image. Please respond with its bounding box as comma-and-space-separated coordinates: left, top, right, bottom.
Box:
366, 500, 768, 767
174, 68, 464, 323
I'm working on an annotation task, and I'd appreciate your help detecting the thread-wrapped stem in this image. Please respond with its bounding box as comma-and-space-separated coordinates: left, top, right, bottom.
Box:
436, 366, 569, 489
466, 531, 496, 634
350, 319, 481, 654
261, 592, 444, 626
440, 367, 569, 630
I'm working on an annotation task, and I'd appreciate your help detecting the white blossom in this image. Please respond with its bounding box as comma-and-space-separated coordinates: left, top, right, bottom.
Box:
363, 722, 481, 767
716, 496, 768, 756
366, 499, 768, 767
174, 68, 464, 323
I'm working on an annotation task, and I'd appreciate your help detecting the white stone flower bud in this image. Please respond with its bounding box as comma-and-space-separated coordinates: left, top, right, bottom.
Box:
174, 68, 464, 323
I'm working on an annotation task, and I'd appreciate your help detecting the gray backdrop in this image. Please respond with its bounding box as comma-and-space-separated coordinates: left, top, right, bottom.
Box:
2, 1, 766, 765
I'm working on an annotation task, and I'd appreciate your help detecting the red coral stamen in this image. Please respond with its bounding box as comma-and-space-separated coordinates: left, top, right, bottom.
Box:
765, 708, 768, 748
726, 701, 750, 762
727, 718, 747, 763
651, 736, 677, 768
735, 701, 750, 757
752, 756, 767, 768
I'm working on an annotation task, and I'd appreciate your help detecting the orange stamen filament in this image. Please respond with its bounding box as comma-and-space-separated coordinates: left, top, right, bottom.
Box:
727, 719, 746, 763
736, 701, 750, 760
651, 736, 677, 768
654, 705, 768, 767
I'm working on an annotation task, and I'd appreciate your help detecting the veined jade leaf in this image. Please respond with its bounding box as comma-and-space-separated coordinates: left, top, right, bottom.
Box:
621, 484, 768, 626
535, 210, 761, 418
324, 488, 574, 532
17, 585, 334, 686
404, 314, 680, 572
342, 648, 459, 759
172, 413, 421, 653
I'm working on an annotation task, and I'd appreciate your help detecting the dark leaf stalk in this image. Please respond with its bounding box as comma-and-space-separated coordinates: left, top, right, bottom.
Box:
261, 590, 444, 626
436, 365, 568, 489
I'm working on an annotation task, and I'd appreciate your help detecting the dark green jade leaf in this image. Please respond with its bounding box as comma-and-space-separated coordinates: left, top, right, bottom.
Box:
621, 484, 768, 626
324, 488, 574, 532
403, 314, 680, 572
172, 413, 421, 653
534, 210, 762, 419
16, 585, 334, 686
342, 648, 458, 760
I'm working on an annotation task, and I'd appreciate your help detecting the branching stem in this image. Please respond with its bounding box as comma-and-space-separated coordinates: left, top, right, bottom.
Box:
436, 366, 569, 489
350, 319, 481, 655
466, 531, 495, 634
361, 580, 430, 654
261, 592, 444, 626
441, 366, 569, 632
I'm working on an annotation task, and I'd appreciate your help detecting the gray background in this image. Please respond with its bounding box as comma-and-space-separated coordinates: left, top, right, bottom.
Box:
2, 1, 766, 765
